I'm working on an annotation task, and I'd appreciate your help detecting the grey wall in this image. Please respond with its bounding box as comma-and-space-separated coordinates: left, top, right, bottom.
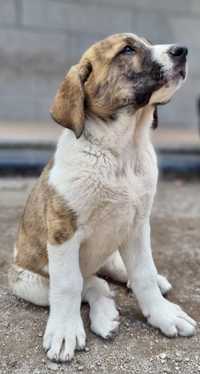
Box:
0, 0, 200, 130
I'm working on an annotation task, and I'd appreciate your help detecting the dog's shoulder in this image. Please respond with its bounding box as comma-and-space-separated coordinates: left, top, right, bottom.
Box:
15, 157, 77, 274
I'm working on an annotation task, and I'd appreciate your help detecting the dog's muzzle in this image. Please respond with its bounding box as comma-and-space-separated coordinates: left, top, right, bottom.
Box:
167, 45, 188, 79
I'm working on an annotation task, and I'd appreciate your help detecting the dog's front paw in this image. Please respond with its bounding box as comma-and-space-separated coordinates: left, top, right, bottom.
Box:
43, 316, 86, 362
147, 299, 196, 337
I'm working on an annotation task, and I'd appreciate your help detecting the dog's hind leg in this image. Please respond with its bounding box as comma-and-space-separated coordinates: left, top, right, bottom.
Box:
99, 250, 172, 295
9, 264, 49, 306
98, 251, 128, 283
82, 276, 119, 338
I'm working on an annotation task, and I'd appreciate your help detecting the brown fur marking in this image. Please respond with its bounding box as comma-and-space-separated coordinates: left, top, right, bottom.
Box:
15, 160, 77, 276
50, 62, 92, 138
50, 33, 151, 134
47, 193, 77, 245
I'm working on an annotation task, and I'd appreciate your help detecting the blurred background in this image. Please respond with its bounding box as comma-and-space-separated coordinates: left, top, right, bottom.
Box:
0, 0, 200, 174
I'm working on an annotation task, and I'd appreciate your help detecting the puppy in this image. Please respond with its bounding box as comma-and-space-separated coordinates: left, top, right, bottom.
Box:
9, 33, 196, 362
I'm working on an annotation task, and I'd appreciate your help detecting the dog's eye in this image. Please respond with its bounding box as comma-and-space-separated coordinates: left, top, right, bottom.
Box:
121, 45, 136, 55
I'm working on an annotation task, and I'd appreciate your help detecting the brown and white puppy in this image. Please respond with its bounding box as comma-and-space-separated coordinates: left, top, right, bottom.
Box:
9, 33, 196, 362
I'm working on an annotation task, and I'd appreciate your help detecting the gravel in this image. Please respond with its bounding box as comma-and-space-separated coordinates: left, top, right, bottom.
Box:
0, 178, 199, 373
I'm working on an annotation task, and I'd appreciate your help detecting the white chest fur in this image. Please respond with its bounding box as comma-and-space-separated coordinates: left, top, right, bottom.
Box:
49, 110, 158, 275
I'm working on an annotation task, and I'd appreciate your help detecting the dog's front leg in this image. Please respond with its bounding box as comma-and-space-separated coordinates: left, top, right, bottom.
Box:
120, 219, 196, 337
43, 233, 86, 362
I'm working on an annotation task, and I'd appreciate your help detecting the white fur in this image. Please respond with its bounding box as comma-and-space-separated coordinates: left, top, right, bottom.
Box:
43, 234, 86, 362
100, 250, 172, 295
157, 274, 172, 295
49, 110, 158, 276
120, 220, 196, 337
152, 44, 173, 71
9, 252, 171, 312
82, 276, 119, 338
9, 265, 49, 306
150, 44, 184, 104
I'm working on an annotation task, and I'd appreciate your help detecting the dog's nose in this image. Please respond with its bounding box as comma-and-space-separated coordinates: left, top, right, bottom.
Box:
168, 46, 188, 62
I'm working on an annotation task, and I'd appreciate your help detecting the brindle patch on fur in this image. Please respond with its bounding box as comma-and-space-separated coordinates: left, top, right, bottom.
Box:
51, 32, 165, 137
15, 160, 77, 277
51, 33, 164, 133
47, 194, 77, 246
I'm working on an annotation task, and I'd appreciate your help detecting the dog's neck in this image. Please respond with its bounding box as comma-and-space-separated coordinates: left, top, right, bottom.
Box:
82, 105, 155, 156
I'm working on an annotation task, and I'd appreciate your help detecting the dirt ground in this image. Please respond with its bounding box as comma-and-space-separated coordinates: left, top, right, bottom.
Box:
0, 178, 199, 374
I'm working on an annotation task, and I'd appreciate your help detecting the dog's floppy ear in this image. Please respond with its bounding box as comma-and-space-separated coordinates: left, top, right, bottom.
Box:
50, 60, 92, 138
152, 105, 158, 129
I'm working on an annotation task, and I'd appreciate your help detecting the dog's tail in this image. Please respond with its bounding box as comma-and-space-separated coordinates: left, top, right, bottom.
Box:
9, 264, 49, 307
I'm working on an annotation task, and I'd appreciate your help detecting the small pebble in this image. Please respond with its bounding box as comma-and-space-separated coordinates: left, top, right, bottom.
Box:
160, 353, 167, 360
47, 361, 59, 371
78, 366, 84, 371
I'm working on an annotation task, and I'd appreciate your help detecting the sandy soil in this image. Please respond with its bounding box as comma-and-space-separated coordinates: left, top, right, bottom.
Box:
0, 178, 199, 374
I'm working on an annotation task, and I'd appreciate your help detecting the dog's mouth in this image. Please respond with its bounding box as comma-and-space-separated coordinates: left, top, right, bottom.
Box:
179, 66, 186, 79
123, 61, 187, 109
143, 61, 187, 107
169, 64, 186, 82
159, 62, 187, 86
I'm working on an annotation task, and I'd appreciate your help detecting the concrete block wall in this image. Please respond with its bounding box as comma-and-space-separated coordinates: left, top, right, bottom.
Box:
0, 0, 200, 130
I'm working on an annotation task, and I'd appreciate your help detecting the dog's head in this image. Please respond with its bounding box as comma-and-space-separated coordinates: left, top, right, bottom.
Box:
51, 33, 188, 138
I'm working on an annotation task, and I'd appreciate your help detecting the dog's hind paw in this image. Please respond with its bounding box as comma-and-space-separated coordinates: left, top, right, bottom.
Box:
157, 274, 172, 295
90, 295, 119, 339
